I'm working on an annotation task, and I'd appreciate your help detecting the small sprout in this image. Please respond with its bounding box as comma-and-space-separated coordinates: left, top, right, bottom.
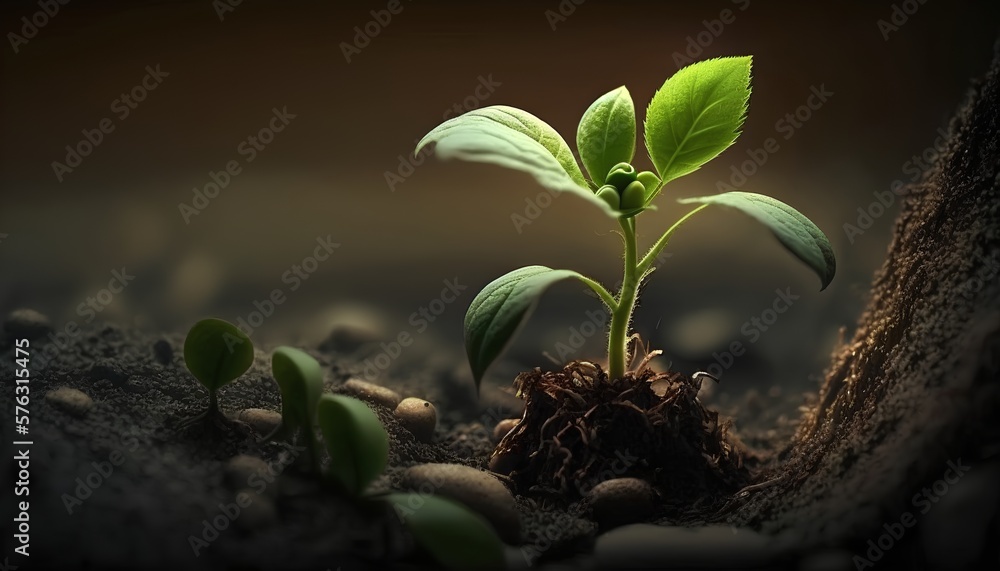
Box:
269, 346, 324, 469
386, 493, 506, 571
419, 56, 837, 387
180, 318, 255, 431
317, 394, 388, 496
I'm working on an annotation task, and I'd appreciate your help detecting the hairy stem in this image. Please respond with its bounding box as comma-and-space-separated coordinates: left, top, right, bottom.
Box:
638, 204, 709, 273
578, 275, 618, 310
607, 217, 638, 379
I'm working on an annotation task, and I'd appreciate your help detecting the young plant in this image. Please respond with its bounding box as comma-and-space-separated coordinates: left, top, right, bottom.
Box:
268, 346, 324, 468
416, 56, 836, 386
318, 394, 505, 569
181, 318, 255, 430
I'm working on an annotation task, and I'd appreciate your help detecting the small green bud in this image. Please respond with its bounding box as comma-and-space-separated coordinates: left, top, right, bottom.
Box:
605, 162, 637, 191
636, 171, 660, 199
620, 180, 646, 210
597, 185, 620, 210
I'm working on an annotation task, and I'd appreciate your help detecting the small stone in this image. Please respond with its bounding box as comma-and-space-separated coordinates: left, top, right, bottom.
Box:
586, 478, 655, 528
492, 419, 519, 443
233, 488, 277, 531
238, 408, 281, 437
4, 308, 52, 340
342, 379, 401, 409
394, 398, 437, 443
45, 387, 93, 416
153, 339, 173, 365
402, 463, 521, 544
224, 455, 270, 491
595, 524, 776, 568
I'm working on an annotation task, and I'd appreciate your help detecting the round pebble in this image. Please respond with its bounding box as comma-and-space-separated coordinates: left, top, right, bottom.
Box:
342, 379, 401, 409
238, 408, 282, 437
492, 418, 519, 443
394, 398, 437, 443
4, 308, 52, 340
595, 524, 776, 568
152, 339, 173, 365
45, 387, 93, 416
224, 455, 270, 490
233, 488, 278, 531
402, 463, 521, 544
586, 478, 655, 528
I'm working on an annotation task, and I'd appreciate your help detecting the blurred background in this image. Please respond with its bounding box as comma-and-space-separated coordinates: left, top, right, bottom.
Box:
1, 0, 997, 400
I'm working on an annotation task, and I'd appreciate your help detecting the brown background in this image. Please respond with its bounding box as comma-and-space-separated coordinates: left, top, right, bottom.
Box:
1, 0, 997, 389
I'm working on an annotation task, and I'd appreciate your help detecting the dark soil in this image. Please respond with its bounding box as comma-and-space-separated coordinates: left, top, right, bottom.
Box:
490, 360, 750, 518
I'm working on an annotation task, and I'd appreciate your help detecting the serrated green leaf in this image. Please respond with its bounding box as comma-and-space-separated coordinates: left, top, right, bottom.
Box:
183, 318, 255, 392
416, 106, 618, 218
317, 394, 388, 496
271, 346, 324, 431
645, 56, 752, 190
386, 493, 506, 571
465, 266, 589, 389
577, 86, 636, 186
678, 191, 836, 290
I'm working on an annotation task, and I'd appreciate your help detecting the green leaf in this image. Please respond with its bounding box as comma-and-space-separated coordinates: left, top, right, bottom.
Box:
678, 191, 836, 290
183, 318, 255, 392
644, 56, 752, 190
416, 105, 618, 218
386, 493, 506, 571
271, 346, 324, 431
577, 86, 636, 186
317, 394, 388, 496
465, 266, 588, 389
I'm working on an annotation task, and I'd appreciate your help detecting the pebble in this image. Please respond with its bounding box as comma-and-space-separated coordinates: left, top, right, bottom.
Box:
342, 379, 401, 409
402, 463, 521, 544
238, 408, 282, 437
492, 418, 519, 443
233, 488, 278, 531
394, 398, 437, 443
45, 387, 93, 416
224, 455, 270, 490
4, 308, 52, 340
586, 478, 655, 528
595, 524, 776, 568
152, 339, 173, 365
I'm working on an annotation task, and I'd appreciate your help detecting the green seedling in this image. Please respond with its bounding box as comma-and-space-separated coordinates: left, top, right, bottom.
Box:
268, 346, 324, 468
417, 56, 837, 386
181, 318, 255, 430
318, 394, 505, 569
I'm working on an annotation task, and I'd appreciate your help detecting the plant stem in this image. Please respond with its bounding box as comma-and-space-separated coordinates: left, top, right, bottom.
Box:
607, 217, 638, 380
637, 204, 709, 274
578, 275, 617, 309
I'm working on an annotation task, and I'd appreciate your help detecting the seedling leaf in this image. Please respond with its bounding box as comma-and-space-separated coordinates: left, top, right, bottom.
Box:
386, 493, 506, 571
317, 394, 388, 496
271, 346, 324, 431
416, 106, 618, 218
645, 56, 752, 190
465, 266, 588, 389
678, 191, 837, 290
183, 318, 255, 391
577, 86, 636, 186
